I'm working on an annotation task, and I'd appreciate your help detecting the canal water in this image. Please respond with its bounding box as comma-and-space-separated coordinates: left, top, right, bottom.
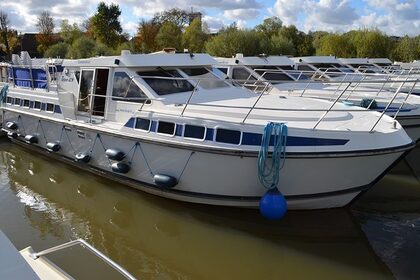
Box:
0, 138, 419, 280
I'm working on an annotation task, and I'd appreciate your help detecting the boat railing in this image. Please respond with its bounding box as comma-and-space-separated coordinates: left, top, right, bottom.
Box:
6, 63, 58, 92
126, 74, 420, 131
30, 238, 137, 280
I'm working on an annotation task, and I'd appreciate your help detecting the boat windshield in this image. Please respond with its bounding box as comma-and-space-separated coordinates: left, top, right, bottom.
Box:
251, 66, 294, 84
138, 69, 194, 95
179, 67, 228, 89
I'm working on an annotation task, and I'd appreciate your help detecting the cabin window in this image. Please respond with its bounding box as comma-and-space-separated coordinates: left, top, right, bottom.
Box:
216, 67, 228, 74
297, 65, 314, 72
75, 71, 80, 83
46, 103, 54, 112
34, 101, 41, 110
112, 72, 149, 103
14, 98, 21, 106
138, 69, 194, 95
252, 67, 293, 83
6, 97, 12, 104
23, 99, 30, 107
216, 128, 241, 145
157, 121, 175, 135
135, 118, 151, 131
184, 124, 205, 139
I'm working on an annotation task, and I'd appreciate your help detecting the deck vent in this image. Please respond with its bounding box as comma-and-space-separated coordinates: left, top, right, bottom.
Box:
106, 149, 126, 161
24, 135, 38, 144
111, 162, 130, 174
6, 121, 17, 130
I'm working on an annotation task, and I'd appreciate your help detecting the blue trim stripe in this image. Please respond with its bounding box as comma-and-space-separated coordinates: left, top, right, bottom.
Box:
374, 106, 411, 113
150, 121, 157, 132
124, 117, 135, 128
175, 124, 183, 136
242, 132, 349, 146
205, 128, 214, 141
41, 103, 46, 111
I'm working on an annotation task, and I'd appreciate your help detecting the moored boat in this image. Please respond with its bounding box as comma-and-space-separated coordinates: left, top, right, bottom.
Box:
0, 51, 414, 210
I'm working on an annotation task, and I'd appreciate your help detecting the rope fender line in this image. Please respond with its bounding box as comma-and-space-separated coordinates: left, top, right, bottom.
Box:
257, 122, 288, 190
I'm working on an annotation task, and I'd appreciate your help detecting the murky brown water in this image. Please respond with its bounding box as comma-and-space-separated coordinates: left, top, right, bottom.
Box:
0, 138, 419, 280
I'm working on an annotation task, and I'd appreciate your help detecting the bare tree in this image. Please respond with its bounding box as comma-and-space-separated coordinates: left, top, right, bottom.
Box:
0, 10, 11, 59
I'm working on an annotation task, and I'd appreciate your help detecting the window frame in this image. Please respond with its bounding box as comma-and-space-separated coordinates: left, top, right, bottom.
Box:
45, 103, 55, 113
215, 128, 242, 145
112, 72, 150, 104
156, 120, 176, 136
13, 97, 21, 106
134, 117, 151, 132
22, 99, 30, 108
183, 124, 207, 141
33, 101, 42, 111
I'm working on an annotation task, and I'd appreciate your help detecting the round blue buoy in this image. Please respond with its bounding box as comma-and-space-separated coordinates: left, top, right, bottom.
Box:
259, 188, 287, 220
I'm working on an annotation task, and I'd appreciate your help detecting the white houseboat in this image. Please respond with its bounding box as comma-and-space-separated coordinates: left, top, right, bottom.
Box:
0, 51, 414, 210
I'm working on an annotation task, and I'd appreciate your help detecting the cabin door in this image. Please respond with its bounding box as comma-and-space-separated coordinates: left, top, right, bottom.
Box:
77, 69, 109, 117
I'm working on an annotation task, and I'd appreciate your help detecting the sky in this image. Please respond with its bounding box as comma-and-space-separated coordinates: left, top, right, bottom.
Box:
1, 0, 420, 36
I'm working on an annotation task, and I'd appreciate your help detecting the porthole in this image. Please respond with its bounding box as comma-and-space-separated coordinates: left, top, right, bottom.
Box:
184, 125, 205, 140
135, 118, 151, 131
157, 121, 175, 135
216, 128, 241, 144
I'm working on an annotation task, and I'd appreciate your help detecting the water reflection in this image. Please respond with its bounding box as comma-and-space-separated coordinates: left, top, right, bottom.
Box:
0, 141, 403, 279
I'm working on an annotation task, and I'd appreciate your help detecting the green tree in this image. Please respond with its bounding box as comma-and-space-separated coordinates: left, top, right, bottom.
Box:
67, 37, 96, 58
60, 20, 83, 45
36, 11, 56, 56
182, 18, 207, 52
134, 19, 160, 53
255, 16, 282, 38
44, 42, 69, 58
90, 2, 122, 47
270, 34, 295, 55
156, 22, 182, 50
205, 25, 263, 57
392, 36, 420, 62
347, 29, 391, 58
316, 33, 355, 57
277, 25, 310, 56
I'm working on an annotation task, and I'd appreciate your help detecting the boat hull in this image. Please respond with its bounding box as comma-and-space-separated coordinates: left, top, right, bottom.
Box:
2, 112, 412, 210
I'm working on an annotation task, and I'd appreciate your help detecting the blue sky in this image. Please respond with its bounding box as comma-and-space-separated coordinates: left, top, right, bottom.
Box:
1, 0, 420, 36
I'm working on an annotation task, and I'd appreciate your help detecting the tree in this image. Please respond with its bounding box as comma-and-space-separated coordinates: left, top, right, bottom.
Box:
205, 25, 263, 57
0, 10, 11, 60
316, 33, 355, 57
270, 34, 295, 55
156, 22, 182, 50
90, 2, 122, 47
347, 29, 391, 58
134, 19, 160, 53
36, 11, 56, 56
153, 8, 189, 29
392, 36, 420, 62
44, 42, 69, 58
67, 37, 96, 58
277, 25, 309, 56
60, 20, 83, 45
182, 18, 207, 52
255, 16, 283, 38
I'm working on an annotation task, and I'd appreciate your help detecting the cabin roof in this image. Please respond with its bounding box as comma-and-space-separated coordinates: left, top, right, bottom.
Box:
215, 55, 295, 66
368, 58, 392, 64
291, 56, 340, 64
338, 58, 370, 64
63, 53, 217, 68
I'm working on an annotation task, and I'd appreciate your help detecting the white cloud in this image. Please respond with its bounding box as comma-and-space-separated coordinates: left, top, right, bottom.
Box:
223, 9, 260, 21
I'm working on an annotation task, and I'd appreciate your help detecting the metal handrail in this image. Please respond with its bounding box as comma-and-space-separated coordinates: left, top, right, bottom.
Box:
30, 239, 137, 280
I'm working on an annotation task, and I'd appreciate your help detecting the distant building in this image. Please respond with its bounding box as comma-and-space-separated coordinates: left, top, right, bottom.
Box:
188, 10, 202, 24
21, 33, 62, 58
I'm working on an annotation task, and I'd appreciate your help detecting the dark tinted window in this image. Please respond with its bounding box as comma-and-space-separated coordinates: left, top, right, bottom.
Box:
23, 99, 30, 107
6, 97, 12, 104
297, 65, 314, 72
216, 128, 241, 144
75, 71, 80, 83
184, 125, 205, 139
34, 101, 41, 109
254, 70, 293, 83
14, 98, 21, 105
46, 103, 54, 112
157, 121, 175, 135
232, 68, 254, 80
135, 118, 150, 131
139, 70, 194, 95
112, 72, 149, 103
181, 68, 209, 76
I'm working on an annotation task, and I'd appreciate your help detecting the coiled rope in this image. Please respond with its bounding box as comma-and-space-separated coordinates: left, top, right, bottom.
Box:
257, 122, 288, 189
